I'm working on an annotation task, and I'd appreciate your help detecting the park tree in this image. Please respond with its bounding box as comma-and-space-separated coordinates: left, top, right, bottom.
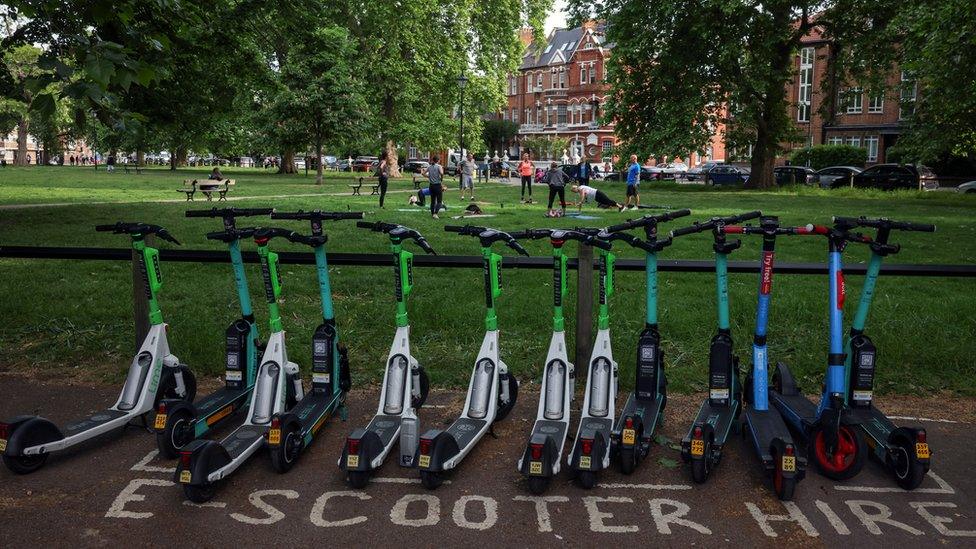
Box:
568, 0, 819, 187
482, 119, 519, 156
269, 26, 369, 185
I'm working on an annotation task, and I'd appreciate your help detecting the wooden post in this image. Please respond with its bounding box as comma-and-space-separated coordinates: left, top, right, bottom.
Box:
132, 234, 153, 348
575, 243, 594, 367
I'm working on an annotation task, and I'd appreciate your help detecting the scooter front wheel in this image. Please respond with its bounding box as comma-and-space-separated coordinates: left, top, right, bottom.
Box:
156, 408, 195, 459
155, 367, 197, 409
527, 476, 550, 495
494, 375, 519, 422
420, 470, 444, 490
2, 452, 48, 475
890, 438, 927, 490
811, 424, 867, 481
269, 422, 302, 474
412, 367, 431, 410
183, 483, 216, 503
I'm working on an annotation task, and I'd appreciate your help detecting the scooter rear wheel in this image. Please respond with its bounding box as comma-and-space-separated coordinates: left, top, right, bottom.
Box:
690, 438, 712, 484
527, 476, 550, 495
772, 446, 796, 501
420, 470, 444, 490
577, 470, 598, 489
183, 483, 216, 503
619, 447, 637, 475
811, 424, 867, 481
347, 470, 370, 489
890, 438, 927, 490
2, 452, 48, 475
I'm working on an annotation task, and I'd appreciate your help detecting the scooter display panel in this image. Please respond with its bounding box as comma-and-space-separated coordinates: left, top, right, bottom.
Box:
365, 414, 401, 447
446, 418, 488, 449
221, 424, 269, 459
63, 409, 129, 435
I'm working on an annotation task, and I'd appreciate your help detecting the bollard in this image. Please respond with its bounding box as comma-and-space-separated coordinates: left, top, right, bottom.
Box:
575, 243, 594, 367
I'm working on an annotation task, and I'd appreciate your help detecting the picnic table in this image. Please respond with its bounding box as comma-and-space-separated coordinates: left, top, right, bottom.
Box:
177, 179, 235, 201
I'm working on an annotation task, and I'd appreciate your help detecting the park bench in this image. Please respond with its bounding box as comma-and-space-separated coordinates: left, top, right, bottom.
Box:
177, 179, 236, 201
348, 177, 380, 196
123, 164, 143, 175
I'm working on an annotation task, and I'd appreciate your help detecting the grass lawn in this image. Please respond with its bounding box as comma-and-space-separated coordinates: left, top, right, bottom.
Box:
1, 165, 974, 397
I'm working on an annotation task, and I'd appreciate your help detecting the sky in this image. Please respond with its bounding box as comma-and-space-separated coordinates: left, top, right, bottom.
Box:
545, 0, 568, 34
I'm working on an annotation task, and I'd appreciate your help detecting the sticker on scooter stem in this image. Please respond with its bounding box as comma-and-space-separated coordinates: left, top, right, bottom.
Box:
153, 413, 167, 430
622, 429, 636, 446
782, 455, 796, 472
691, 439, 704, 456
179, 470, 192, 484
916, 442, 930, 459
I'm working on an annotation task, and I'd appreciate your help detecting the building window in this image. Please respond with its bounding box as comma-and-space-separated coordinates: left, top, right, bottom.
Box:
868, 93, 883, 113
900, 71, 917, 119
845, 136, 861, 148
846, 88, 863, 114
524, 108, 530, 124
827, 136, 843, 146
797, 47, 814, 123
537, 73, 543, 89
526, 73, 532, 91
536, 105, 542, 124
865, 136, 879, 162
580, 66, 586, 84
502, 110, 508, 121
602, 140, 613, 152
408, 146, 418, 159
557, 104, 567, 124
512, 108, 518, 123
559, 70, 566, 89
589, 66, 596, 83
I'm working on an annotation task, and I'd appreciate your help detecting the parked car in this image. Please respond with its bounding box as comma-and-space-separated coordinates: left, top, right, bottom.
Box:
773, 165, 816, 186
402, 160, 429, 174
957, 181, 976, 194
658, 162, 689, 178
851, 164, 938, 191
336, 159, 352, 171
685, 161, 724, 181
814, 166, 862, 189
706, 164, 750, 185
294, 157, 307, 170
352, 156, 378, 172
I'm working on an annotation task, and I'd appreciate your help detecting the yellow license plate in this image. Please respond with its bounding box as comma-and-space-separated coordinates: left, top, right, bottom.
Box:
916, 442, 930, 459
0, 439, 6, 453
179, 470, 192, 484
529, 461, 543, 474
268, 428, 280, 446
622, 429, 636, 446
419, 455, 430, 468
153, 413, 167, 430
580, 456, 591, 469
691, 439, 704, 456
782, 455, 796, 472
346, 454, 359, 468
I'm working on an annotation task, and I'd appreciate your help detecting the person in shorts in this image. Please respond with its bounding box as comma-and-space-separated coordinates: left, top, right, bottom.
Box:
624, 154, 640, 210
460, 153, 475, 201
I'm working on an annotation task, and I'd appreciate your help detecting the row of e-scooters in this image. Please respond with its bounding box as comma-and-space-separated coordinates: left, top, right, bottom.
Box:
0, 207, 935, 505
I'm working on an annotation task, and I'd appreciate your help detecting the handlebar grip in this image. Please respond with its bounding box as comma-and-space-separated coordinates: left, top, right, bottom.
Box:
235, 208, 274, 216
588, 237, 613, 251
897, 221, 935, 232
337, 212, 365, 219
185, 210, 212, 218
417, 238, 437, 255
270, 212, 305, 220
670, 223, 705, 237
444, 225, 465, 233
732, 210, 762, 223
95, 224, 117, 232
356, 221, 378, 229
664, 208, 692, 221
205, 231, 225, 240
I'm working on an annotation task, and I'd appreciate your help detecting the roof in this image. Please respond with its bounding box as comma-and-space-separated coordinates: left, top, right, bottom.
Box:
520, 27, 585, 70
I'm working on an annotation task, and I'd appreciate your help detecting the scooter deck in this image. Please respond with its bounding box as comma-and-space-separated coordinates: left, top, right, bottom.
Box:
848, 405, 897, 443
530, 419, 569, 448
63, 409, 130, 436
771, 392, 818, 430
194, 387, 251, 417
292, 390, 342, 436
220, 424, 269, 460
744, 408, 794, 469
364, 415, 402, 448
446, 417, 488, 450
689, 399, 739, 444
617, 393, 663, 440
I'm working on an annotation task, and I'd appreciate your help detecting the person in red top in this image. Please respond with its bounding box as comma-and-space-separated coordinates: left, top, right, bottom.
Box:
517, 153, 534, 203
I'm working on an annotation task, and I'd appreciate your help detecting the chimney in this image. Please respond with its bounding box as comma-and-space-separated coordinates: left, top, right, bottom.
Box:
581, 20, 597, 31
519, 27, 535, 47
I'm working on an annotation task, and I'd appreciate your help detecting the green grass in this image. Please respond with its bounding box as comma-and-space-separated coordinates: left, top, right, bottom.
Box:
1, 166, 975, 397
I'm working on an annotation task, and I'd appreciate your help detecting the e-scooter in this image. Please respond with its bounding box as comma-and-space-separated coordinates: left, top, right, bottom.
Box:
830, 216, 935, 489
600, 210, 692, 476
416, 225, 528, 489
672, 211, 762, 483
340, 221, 436, 488
510, 229, 610, 494
1, 222, 195, 474
265, 210, 363, 473
177, 226, 307, 502
728, 215, 817, 500
565, 226, 619, 489
154, 208, 272, 458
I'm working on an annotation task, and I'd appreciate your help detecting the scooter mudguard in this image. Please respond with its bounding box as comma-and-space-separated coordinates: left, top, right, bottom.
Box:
153, 399, 198, 433
340, 428, 384, 472
2, 416, 63, 456
570, 429, 608, 471
519, 433, 557, 477
888, 427, 931, 470
177, 439, 231, 486
417, 429, 459, 473
773, 361, 799, 396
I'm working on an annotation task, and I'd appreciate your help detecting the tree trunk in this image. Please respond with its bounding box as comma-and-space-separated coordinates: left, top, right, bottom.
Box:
385, 140, 400, 178
315, 140, 324, 185
136, 150, 145, 167
15, 118, 28, 166
278, 149, 296, 174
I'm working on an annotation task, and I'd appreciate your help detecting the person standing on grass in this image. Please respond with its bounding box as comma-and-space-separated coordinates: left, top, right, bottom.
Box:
460, 153, 476, 202
106, 154, 116, 172
518, 153, 534, 203
377, 151, 390, 208
625, 153, 640, 210
570, 184, 625, 212
424, 155, 444, 219
545, 161, 569, 217
576, 155, 590, 187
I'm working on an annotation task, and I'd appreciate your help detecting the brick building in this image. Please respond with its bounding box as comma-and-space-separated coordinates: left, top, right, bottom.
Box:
787, 27, 916, 165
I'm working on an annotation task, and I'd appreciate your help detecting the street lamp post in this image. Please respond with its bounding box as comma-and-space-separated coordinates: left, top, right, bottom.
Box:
458, 72, 468, 189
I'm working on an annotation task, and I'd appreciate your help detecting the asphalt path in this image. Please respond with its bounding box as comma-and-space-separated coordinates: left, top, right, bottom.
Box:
1, 375, 974, 547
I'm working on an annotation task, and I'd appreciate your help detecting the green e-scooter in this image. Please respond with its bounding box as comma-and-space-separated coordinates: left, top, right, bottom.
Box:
154, 208, 272, 458
2, 222, 194, 474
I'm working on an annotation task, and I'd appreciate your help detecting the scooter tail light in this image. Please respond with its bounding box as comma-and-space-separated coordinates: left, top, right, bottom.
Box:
784, 444, 795, 456
346, 437, 360, 455
0, 423, 9, 439
916, 431, 927, 443
271, 416, 281, 429
419, 438, 432, 455
157, 402, 167, 414
693, 426, 703, 439
581, 438, 594, 456
624, 417, 634, 429
180, 451, 192, 468
530, 443, 544, 461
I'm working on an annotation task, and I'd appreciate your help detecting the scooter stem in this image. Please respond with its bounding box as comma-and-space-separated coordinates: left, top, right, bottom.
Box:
132, 237, 165, 326
257, 244, 283, 333
313, 245, 335, 321
645, 252, 658, 326
483, 246, 503, 331
597, 250, 615, 330
392, 242, 414, 328
552, 243, 568, 332
228, 239, 254, 318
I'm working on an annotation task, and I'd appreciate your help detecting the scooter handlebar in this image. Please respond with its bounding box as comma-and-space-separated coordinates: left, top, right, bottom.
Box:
272, 210, 364, 221
833, 216, 936, 233
95, 222, 181, 244
359, 222, 436, 254
186, 207, 274, 218
605, 208, 692, 233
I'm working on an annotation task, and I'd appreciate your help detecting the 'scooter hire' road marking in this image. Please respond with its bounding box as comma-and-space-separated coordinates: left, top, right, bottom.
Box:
835, 471, 955, 494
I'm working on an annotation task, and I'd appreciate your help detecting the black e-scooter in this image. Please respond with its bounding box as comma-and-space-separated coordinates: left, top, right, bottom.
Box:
154, 208, 272, 458
340, 222, 436, 488
672, 211, 762, 483
2, 223, 194, 474
416, 225, 527, 489
511, 229, 610, 494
